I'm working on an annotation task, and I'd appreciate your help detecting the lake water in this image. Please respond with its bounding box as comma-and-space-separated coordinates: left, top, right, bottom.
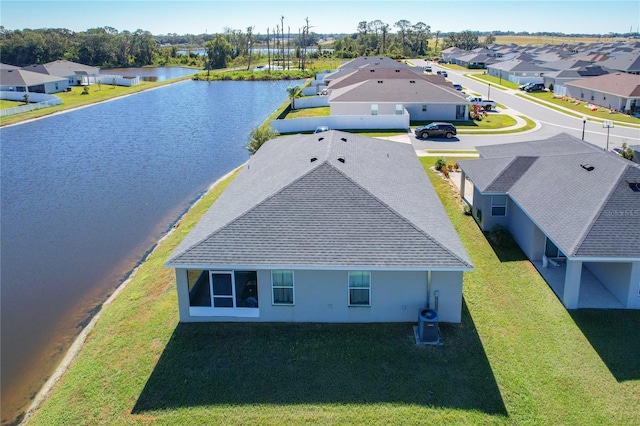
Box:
0, 77, 300, 424
101, 66, 199, 82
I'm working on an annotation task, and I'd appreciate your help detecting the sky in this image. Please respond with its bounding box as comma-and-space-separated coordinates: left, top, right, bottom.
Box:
1, 0, 639, 36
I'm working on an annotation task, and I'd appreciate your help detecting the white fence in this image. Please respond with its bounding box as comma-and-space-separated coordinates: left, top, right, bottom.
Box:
87, 74, 141, 87
0, 91, 62, 117
270, 112, 410, 133
553, 85, 567, 97
293, 96, 330, 109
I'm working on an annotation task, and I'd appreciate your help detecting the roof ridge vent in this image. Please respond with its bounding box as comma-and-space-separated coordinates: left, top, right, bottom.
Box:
581, 164, 595, 171
310, 157, 318, 163
340, 137, 347, 142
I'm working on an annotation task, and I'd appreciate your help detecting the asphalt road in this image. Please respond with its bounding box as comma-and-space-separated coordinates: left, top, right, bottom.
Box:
409, 58, 640, 151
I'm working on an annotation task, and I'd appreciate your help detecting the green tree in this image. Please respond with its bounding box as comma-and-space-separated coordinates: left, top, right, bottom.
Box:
246, 126, 279, 154
394, 19, 411, 55
620, 142, 635, 160
484, 32, 496, 46
206, 34, 233, 69
286, 85, 301, 109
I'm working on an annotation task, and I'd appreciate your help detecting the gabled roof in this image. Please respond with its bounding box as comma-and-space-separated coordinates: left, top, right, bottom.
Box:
487, 59, 550, 72
598, 53, 640, 72
565, 72, 640, 97
21, 60, 99, 77
0, 63, 20, 70
327, 67, 445, 90
0, 68, 67, 86
167, 131, 472, 269
459, 133, 640, 259
328, 79, 467, 103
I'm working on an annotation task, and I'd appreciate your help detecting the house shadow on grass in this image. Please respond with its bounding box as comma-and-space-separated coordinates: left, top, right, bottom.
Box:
483, 230, 528, 263
132, 301, 507, 417
570, 309, 640, 382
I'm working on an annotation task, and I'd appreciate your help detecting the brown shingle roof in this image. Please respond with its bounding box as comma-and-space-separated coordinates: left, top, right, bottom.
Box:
565, 72, 640, 97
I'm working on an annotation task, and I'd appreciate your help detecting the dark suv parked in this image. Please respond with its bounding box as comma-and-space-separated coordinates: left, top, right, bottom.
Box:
524, 83, 545, 92
414, 122, 457, 139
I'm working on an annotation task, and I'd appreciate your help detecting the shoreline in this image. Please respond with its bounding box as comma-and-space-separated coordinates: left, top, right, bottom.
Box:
19, 165, 243, 426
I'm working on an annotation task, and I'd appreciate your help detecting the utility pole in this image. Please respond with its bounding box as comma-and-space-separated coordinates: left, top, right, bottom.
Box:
281, 16, 285, 70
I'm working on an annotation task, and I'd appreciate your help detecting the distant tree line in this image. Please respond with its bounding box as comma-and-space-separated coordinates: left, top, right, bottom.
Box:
331, 20, 498, 58
0, 26, 158, 67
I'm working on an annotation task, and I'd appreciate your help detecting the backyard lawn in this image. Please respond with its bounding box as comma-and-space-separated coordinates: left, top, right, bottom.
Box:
25, 157, 640, 425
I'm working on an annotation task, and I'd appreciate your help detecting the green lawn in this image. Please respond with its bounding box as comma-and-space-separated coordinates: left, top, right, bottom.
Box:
0, 99, 23, 109
521, 92, 640, 125
25, 158, 640, 426
286, 106, 330, 118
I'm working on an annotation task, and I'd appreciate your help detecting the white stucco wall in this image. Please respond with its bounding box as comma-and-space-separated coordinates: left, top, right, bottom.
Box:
585, 262, 633, 307
175, 268, 465, 324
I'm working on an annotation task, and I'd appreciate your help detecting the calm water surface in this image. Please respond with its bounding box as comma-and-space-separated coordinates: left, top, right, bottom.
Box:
101, 66, 198, 81
0, 78, 299, 424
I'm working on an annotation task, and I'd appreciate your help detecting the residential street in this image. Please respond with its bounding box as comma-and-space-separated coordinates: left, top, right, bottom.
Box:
408, 59, 640, 151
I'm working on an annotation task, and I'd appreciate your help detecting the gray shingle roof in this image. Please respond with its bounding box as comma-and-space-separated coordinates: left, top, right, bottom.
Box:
329, 79, 467, 103
0, 68, 67, 86
167, 131, 472, 269
459, 133, 640, 259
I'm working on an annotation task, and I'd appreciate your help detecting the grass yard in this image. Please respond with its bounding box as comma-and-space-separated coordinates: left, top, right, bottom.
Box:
522, 92, 640, 125
0, 99, 24, 109
25, 157, 640, 425
286, 106, 330, 118
0, 76, 193, 127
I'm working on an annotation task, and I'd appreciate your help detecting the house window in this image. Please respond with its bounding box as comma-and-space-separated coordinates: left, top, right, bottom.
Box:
591, 91, 595, 101
580, 90, 584, 99
491, 196, 507, 216
348, 271, 370, 306
371, 104, 378, 116
272, 270, 294, 305
186, 270, 258, 316
422, 104, 427, 112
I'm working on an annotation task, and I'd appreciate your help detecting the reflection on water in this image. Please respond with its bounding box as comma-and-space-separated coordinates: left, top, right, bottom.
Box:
0, 78, 300, 424
100, 66, 199, 82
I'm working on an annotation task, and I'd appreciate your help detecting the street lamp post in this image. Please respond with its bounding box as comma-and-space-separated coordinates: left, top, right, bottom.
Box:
581, 116, 587, 140
488, 83, 491, 100
603, 120, 614, 151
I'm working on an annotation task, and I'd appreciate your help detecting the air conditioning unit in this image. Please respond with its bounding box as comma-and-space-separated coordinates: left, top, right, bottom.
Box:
418, 308, 440, 344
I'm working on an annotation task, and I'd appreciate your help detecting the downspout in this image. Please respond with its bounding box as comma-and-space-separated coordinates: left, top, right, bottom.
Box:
426, 270, 432, 308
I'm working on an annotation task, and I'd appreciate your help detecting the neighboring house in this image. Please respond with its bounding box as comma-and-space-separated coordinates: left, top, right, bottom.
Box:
486, 59, 551, 85
22, 60, 99, 86
0, 68, 68, 93
454, 53, 497, 69
440, 46, 465, 63
166, 131, 473, 323
458, 133, 640, 310
543, 66, 609, 92
564, 72, 640, 112
631, 145, 640, 164
0, 63, 20, 70
326, 67, 447, 92
598, 52, 640, 75
328, 79, 468, 121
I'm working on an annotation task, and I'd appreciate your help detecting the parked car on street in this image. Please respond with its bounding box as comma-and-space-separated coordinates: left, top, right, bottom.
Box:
524, 83, 545, 92
519, 82, 534, 91
414, 122, 457, 139
452, 84, 463, 90
467, 96, 497, 111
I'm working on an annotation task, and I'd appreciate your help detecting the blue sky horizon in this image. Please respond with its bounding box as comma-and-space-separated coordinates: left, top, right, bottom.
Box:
1, 0, 638, 36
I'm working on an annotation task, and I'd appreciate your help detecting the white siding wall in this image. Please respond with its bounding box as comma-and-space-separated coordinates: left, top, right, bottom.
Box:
175, 268, 465, 323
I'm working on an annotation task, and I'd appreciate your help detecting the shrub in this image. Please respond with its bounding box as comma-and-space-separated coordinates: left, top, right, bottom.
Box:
246, 126, 280, 154
81, 86, 90, 95
463, 204, 472, 216
548, 83, 554, 92
488, 225, 515, 247
440, 167, 450, 178
434, 157, 447, 171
